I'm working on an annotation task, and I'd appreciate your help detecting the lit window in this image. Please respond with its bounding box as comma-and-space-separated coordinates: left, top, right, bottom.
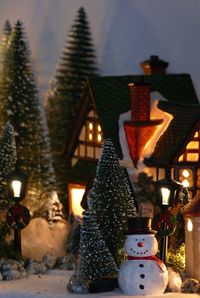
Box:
186, 141, 199, 150
179, 168, 193, 187
178, 155, 184, 162
68, 184, 85, 217
97, 133, 102, 143
88, 122, 93, 131
89, 133, 93, 141
72, 110, 103, 161
187, 153, 199, 162
182, 179, 190, 188
97, 125, 101, 132
182, 169, 190, 178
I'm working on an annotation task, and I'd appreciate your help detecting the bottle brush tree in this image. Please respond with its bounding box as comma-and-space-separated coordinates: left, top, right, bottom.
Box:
79, 209, 118, 281
45, 6, 99, 206
0, 122, 17, 208
0, 20, 57, 213
89, 139, 137, 264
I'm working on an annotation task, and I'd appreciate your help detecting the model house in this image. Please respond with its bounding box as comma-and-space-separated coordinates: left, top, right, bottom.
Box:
65, 56, 200, 215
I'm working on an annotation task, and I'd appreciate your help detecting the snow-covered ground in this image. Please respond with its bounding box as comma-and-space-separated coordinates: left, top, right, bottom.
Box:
0, 270, 198, 298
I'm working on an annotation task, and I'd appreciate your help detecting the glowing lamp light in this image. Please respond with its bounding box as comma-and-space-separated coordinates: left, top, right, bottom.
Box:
182, 179, 190, 188
182, 170, 190, 178
187, 219, 193, 232
161, 187, 170, 205
7, 170, 27, 201
11, 180, 22, 197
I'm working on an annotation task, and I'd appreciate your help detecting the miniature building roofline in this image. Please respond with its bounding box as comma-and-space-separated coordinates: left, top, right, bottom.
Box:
64, 74, 199, 165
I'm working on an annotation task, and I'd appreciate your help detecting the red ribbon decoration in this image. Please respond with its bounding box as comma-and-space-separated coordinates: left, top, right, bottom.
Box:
127, 255, 167, 272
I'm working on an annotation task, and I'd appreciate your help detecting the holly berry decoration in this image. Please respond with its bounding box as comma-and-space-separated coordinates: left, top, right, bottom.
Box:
6, 204, 30, 230
153, 211, 177, 237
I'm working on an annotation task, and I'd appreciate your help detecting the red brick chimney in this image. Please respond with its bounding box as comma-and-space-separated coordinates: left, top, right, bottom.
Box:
140, 55, 169, 75
129, 82, 151, 123
124, 80, 163, 168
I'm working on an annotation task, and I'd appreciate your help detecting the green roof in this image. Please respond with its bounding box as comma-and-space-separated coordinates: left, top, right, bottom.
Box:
144, 101, 200, 167
88, 74, 199, 159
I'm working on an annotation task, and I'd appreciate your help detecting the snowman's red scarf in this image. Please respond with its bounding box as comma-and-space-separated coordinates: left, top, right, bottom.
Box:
127, 255, 166, 272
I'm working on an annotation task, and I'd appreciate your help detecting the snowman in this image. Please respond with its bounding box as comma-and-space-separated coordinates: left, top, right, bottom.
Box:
118, 217, 168, 295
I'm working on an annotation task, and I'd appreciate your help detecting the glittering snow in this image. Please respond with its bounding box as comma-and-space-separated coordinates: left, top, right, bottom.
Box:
0, 270, 198, 298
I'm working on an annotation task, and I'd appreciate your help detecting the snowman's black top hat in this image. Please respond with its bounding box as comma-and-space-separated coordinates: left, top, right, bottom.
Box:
126, 217, 157, 235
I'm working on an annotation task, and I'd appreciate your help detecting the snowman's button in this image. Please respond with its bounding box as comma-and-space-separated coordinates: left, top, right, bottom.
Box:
140, 274, 145, 278
139, 264, 144, 267
139, 285, 144, 289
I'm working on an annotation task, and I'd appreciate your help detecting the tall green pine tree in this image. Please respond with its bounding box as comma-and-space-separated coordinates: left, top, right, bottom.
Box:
0, 20, 56, 207
79, 209, 118, 281
0, 122, 17, 208
45, 7, 99, 205
90, 139, 137, 264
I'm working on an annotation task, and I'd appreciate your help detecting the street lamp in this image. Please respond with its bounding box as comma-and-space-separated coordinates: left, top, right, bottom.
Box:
155, 173, 183, 263
6, 169, 30, 256
7, 170, 27, 201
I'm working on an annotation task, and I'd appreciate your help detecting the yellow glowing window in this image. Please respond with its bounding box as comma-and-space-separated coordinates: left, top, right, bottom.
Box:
194, 131, 199, 138
186, 141, 199, 150
89, 133, 93, 141
178, 154, 184, 162
97, 125, 101, 132
97, 134, 102, 143
88, 122, 93, 131
187, 153, 199, 162
68, 184, 85, 217
178, 168, 193, 187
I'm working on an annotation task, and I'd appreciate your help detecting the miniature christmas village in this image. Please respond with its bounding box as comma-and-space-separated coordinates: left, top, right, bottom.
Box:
0, 4, 199, 297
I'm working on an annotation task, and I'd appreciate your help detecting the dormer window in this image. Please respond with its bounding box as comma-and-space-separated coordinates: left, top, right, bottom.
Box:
176, 127, 200, 196
178, 130, 200, 162
73, 109, 103, 161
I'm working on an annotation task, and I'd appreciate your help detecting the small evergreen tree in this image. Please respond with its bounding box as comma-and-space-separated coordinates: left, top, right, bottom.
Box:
0, 20, 57, 211
0, 123, 17, 208
79, 209, 118, 281
90, 139, 137, 264
45, 7, 99, 206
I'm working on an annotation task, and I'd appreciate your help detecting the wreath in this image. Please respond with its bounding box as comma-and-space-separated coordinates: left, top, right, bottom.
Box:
6, 204, 30, 230
153, 211, 177, 237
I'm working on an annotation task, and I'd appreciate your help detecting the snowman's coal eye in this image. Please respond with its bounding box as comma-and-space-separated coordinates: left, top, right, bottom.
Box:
135, 239, 138, 241
142, 239, 145, 241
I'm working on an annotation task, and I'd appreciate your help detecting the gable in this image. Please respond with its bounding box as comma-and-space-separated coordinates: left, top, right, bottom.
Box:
72, 108, 103, 164
178, 125, 200, 163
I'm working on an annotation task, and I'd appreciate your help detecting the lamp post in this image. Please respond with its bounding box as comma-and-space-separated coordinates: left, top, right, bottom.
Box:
155, 171, 183, 263
6, 169, 30, 256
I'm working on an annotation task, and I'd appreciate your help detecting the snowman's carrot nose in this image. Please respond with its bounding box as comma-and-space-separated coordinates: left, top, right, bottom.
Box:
137, 241, 144, 247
